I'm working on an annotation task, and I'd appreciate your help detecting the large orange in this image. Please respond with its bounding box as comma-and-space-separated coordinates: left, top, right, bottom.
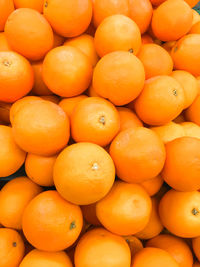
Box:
13, 0, 44, 12
134, 76, 185, 125
43, 0, 92, 37
22, 190, 83, 251
159, 189, 200, 237
109, 127, 166, 183
96, 181, 152, 235
93, 51, 145, 106
0, 125, 26, 177
54, 142, 115, 205
0, 177, 42, 229
19, 249, 73, 267
117, 107, 143, 132
12, 99, 70, 156
137, 44, 173, 79
140, 175, 164, 197
94, 15, 141, 57
0, 0, 14, 31
185, 95, 200, 125
151, 0, 193, 41
0, 32, 11, 51
71, 97, 120, 147
0, 51, 34, 103
75, 228, 131, 267
43, 46, 92, 97
162, 137, 200, 191
5, 8, 54, 61
0, 228, 25, 267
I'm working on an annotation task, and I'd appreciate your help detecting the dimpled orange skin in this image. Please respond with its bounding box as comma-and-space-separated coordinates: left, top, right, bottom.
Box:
132, 247, 179, 267
109, 127, 166, 183
13, 0, 44, 12
159, 189, 200, 238
147, 234, 194, 267
43, 0, 92, 37
117, 107, 143, 132
0, 33, 12, 51
93, 51, 145, 106
22, 190, 83, 252
43, 46, 93, 97
0, 228, 25, 267
12, 100, 70, 156
161, 137, 200, 191
134, 76, 185, 126
96, 181, 152, 236
0, 51, 34, 103
0, 177, 42, 229
0, 125, 26, 177
151, 0, 193, 42
71, 97, 120, 147
5, 8, 54, 61
137, 44, 173, 79
185, 95, 200, 125
19, 249, 73, 267
94, 15, 141, 58
53, 142, 115, 205
140, 175, 164, 196
0, 0, 14, 31
75, 228, 131, 267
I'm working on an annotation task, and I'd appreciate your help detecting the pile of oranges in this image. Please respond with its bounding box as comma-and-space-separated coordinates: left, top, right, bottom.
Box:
1, 0, 200, 266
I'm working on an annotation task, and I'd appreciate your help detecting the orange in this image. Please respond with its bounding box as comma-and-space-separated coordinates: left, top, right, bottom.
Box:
19, 249, 72, 267
86, 85, 100, 97
162, 137, 200, 191
43, 46, 92, 97
94, 15, 141, 57
150, 122, 185, 144
0, 102, 11, 125
124, 236, 143, 257
13, 0, 44, 12
5, 8, 54, 61
0, 32, 11, 51
31, 61, 52, 96
25, 153, 57, 186
54, 142, 115, 205
75, 228, 131, 267
193, 237, 200, 262
43, 0, 92, 37
81, 203, 101, 226
190, 21, 200, 34
22, 190, 83, 251
0, 125, 26, 177
185, 0, 199, 7
0, 0, 14, 31
12, 99, 70, 156
192, 10, 200, 26
135, 197, 163, 240
162, 41, 176, 54
0, 228, 25, 267
93, 51, 145, 106
0, 51, 34, 103
151, 0, 193, 41
185, 95, 200, 125
64, 34, 99, 67
0, 177, 42, 229
141, 34, 153, 44
71, 97, 120, 147
140, 175, 164, 197
96, 181, 152, 235
171, 34, 200, 77
52, 32, 65, 48
197, 76, 200, 94
132, 247, 179, 267
117, 107, 143, 132
150, 0, 166, 6
146, 234, 193, 267
194, 263, 200, 267
180, 122, 200, 139
171, 70, 198, 109
159, 189, 200, 237
138, 44, 173, 79
134, 76, 185, 125
40, 95, 60, 104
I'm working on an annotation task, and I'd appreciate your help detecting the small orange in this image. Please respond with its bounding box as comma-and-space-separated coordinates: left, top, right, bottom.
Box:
123, 236, 143, 257
134, 76, 185, 125
110, 127, 166, 183
94, 14, 141, 57
151, 0, 193, 41
75, 228, 131, 267
81, 203, 101, 226
0, 32, 11, 51
5, 8, 54, 61
140, 175, 164, 196
64, 34, 99, 67
0, 228, 25, 267
96, 181, 152, 235
190, 21, 200, 34
159, 189, 200, 238
185, 95, 200, 125
0, 177, 42, 229
0, 102, 11, 125
117, 107, 143, 132
43, 0, 92, 37
86, 85, 100, 97
43, 46, 93, 97
22, 190, 83, 251
25, 153, 57, 186
193, 237, 200, 262
180, 121, 200, 139
13, 0, 44, 12
192, 10, 200, 26
93, 51, 145, 106
71, 97, 120, 147
0, 0, 14, 32
141, 34, 153, 44
162, 41, 176, 54
53, 142, 115, 205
